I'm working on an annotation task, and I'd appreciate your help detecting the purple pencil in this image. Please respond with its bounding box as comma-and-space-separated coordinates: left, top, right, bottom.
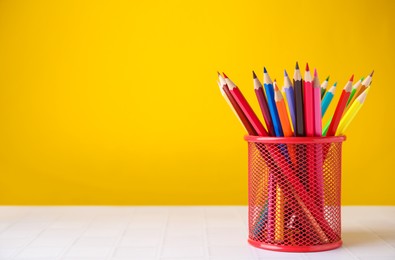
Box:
283, 70, 296, 134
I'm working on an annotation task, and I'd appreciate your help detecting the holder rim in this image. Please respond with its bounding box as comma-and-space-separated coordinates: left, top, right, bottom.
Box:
244, 135, 346, 144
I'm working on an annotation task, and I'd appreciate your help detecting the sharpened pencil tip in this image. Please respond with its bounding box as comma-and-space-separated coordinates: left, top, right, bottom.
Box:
360, 77, 364, 81
263, 67, 267, 73
314, 68, 317, 77
370, 70, 374, 77
273, 80, 279, 91
295, 62, 299, 70
305, 63, 309, 71
217, 71, 221, 76
326, 76, 330, 81
284, 69, 288, 77
349, 74, 354, 81
334, 82, 337, 86
252, 71, 257, 79
222, 72, 228, 78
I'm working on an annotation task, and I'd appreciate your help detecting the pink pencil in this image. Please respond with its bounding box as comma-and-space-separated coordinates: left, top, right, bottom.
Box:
223, 73, 269, 137
303, 63, 314, 137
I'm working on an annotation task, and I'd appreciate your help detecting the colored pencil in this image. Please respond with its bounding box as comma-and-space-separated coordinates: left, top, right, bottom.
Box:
326, 75, 354, 136
322, 117, 331, 136
224, 73, 269, 137
313, 69, 322, 136
275, 79, 296, 165
320, 76, 330, 99
218, 75, 257, 135
293, 62, 304, 136
346, 71, 373, 110
264, 67, 283, 137
274, 183, 285, 242
217, 80, 255, 135
283, 70, 296, 133
253, 71, 275, 136
312, 69, 324, 215
346, 77, 363, 106
321, 82, 337, 117
303, 63, 314, 137
336, 88, 370, 135
274, 81, 293, 137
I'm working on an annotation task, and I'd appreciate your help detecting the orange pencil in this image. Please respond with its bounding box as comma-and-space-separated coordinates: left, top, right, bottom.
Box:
274, 80, 293, 137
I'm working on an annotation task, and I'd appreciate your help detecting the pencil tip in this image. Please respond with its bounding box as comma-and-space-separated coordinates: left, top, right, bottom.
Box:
361, 77, 364, 81
263, 67, 267, 73
349, 74, 354, 81
305, 63, 309, 71
222, 72, 228, 78
326, 76, 330, 81
370, 70, 374, 77
314, 68, 317, 77
284, 69, 288, 77
274, 80, 279, 91
334, 82, 337, 86
217, 71, 221, 76
252, 71, 257, 79
295, 62, 299, 70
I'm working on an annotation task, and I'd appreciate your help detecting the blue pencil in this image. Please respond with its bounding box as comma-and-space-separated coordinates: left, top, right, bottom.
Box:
321, 82, 337, 117
283, 70, 296, 134
263, 67, 283, 137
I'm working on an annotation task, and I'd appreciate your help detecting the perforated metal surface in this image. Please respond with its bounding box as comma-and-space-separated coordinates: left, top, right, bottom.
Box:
247, 139, 343, 250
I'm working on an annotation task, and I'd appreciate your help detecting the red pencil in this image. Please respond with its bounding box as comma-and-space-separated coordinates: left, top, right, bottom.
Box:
218, 73, 257, 135
303, 63, 314, 137
326, 75, 354, 136
223, 73, 269, 137
253, 71, 275, 136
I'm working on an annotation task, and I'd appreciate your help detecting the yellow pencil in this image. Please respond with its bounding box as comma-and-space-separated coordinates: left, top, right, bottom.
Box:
336, 88, 370, 135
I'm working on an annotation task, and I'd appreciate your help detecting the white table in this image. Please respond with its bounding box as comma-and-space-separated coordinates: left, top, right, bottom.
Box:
0, 206, 394, 260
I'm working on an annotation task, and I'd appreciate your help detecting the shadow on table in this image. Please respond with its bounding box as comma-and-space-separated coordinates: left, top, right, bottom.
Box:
341, 230, 384, 247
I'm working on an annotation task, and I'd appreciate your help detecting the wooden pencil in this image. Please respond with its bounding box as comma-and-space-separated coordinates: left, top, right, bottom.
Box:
293, 62, 305, 136
321, 76, 330, 100
303, 63, 314, 137
346, 77, 363, 106
346, 71, 373, 110
313, 69, 322, 136
283, 69, 296, 133
326, 75, 354, 136
253, 71, 275, 136
264, 67, 283, 137
224, 73, 269, 136
321, 82, 337, 118
218, 73, 257, 135
274, 81, 293, 137
336, 88, 370, 135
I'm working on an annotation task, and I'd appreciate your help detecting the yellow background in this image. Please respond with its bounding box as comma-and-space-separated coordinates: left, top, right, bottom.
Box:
0, 0, 394, 205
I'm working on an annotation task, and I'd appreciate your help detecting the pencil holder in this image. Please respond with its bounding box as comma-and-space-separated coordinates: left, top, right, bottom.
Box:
244, 135, 346, 252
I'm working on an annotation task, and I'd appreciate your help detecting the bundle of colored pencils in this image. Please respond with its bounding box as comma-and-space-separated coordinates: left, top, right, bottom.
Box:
217, 63, 373, 244
217, 62, 373, 137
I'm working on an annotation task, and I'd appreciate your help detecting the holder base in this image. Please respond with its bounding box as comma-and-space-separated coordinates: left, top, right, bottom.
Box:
248, 239, 342, 252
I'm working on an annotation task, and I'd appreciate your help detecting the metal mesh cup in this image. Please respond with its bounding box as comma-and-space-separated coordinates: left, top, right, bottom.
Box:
244, 135, 346, 252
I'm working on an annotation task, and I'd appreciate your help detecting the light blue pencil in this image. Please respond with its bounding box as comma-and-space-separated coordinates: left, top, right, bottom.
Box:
283, 70, 296, 133
321, 82, 337, 117
263, 67, 283, 137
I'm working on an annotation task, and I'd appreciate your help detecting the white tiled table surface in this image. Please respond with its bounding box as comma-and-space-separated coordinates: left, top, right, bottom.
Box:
0, 206, 394, 260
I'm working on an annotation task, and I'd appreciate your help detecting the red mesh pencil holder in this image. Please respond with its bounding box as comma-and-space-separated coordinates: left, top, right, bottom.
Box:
244, 135, 346, 252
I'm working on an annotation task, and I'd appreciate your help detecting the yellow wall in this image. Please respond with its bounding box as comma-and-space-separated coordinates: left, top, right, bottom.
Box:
0, 0, 394, 205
